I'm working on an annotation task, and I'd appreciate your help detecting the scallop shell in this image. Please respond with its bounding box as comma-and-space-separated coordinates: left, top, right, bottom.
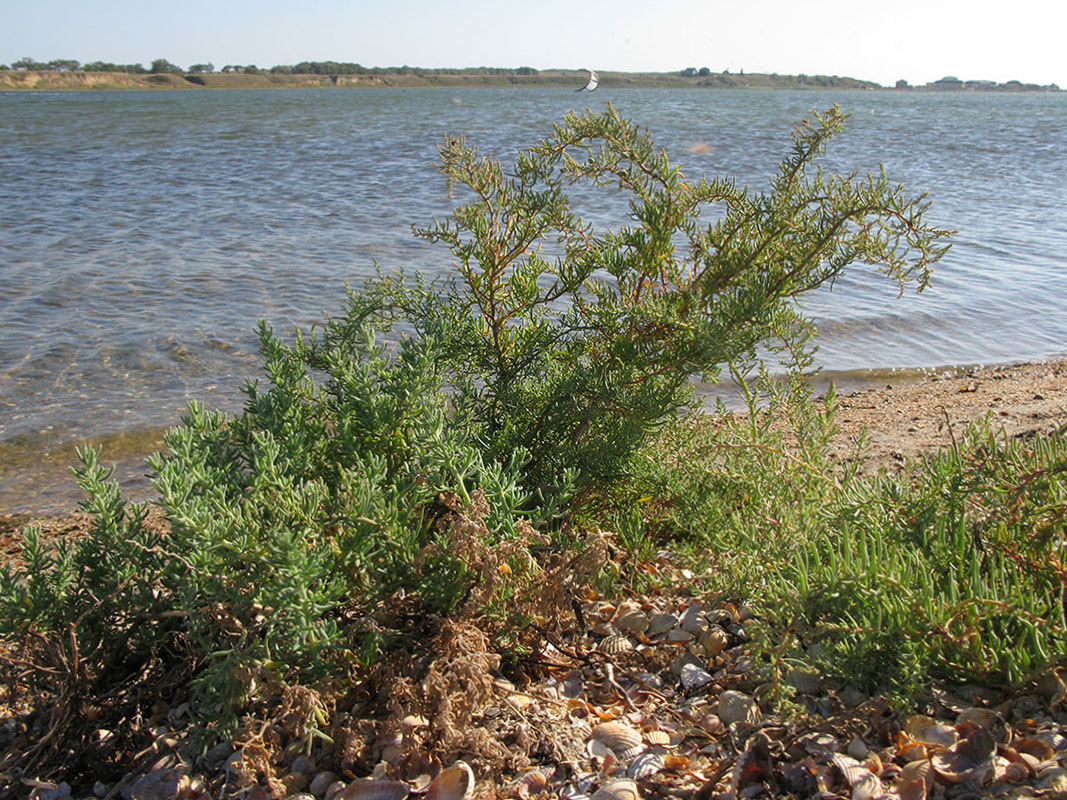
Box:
626, 751, 665, 780
342, 780, 411, 800
591, 721, 645, 761
614, 606, 650, 634
425, 763, 475, 800
643, 729, 671, 747
698, 627, 730, 659
716, 690, 762, 726
598, 634, 634, 655
590, 779, 640, 800
646, 613, 677, 636
898, 758, 934, 789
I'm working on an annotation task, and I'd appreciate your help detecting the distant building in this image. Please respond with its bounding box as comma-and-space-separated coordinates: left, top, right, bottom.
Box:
929, 76, 963, 90
895, 79, 909, 89
682, 67, 697, 77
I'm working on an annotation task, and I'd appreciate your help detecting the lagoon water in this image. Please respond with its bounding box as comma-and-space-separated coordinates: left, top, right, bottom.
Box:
2, 87, 1066, 511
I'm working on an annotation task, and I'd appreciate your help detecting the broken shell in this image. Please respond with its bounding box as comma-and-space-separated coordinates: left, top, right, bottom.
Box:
669, 652, 703, 676
614, 607, 650, 634
342, 780, 411, 800
590, 779, 640, 800
698, 627, 730, 659
598, 634, 634, 655
627, 751, 665, 780
591, 622, 617, 636
1037, 768, 1067, 793
646, 613, 678, 636
425, 763, 475, 800
716, 690, 762, 726
679, 662, 714, 691
591, 721, 645, 761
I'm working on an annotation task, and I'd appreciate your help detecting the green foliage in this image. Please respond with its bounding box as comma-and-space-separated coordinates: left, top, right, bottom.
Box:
149, 58, 184, 75
622, 365, 1067, 701
362, 103, 948, 494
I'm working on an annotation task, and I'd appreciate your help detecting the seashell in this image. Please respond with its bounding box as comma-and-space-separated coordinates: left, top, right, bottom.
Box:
680, 604, 708, 635
592, 622, 617, 636
646, 613, 677, 636
342, 780, 412, 800
325, 781, 348, 800
911, 723, 958, 749
508, 768, 552, 800
801, 733, 840, 756
1013, 736, 1055, 762
863, 752, 882, 777
716, 690, 762, 726
898, 758, 934, 789
614, 606, 650, 634
698, 713, 725, 735
698, 627, 730, 659
897, 742, 929, 763
599, 634, 633, 655
665, 629, 693, 644
831, 754, 874, 788
846, 736, 868, 760
851, 772, 882, 800
669, 652, 702, 676
895, 778, 927, 800
591, 721, 645, 761
1034, 730, 1067, 750
425, 763, 475, 800
1001, 758, 1033, 783
930, 726, 996, 784
130, 771, 189, 800
590, 779, 640, 800
643, 729, 671, 746
679, 662, 714, 691
627, 751, 665, 780
725, 623, 749, 643
956, 707, 1009, 743
787, 670, 823, 695
311, 773, 340, 797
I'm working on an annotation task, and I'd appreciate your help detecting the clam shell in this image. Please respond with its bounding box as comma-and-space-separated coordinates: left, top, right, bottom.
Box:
626, 751, 665, 780
898, 758, 934, 789
591, 721, 644, 761
716, 690, 762, 726
956, 707, 1009, 743
665, 629, 693, 644
680, 605, 708, 635
342, 780, 411, 800
1014, 736, 1055, 762
614, 606, 650, 634
930, 727, 995, 785
679, 662, 714, 691
669, 652, 702, 676
598, 634, 634, 655
698, 627, 730, 659
425, 763, 475, 800
590, 779, 640, 800
646, 613, 677, 636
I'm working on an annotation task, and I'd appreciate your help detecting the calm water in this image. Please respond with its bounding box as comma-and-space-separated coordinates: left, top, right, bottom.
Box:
2, 88, 1066, 512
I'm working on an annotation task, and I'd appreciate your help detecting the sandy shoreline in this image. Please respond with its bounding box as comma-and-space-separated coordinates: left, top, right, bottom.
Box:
2, 358, 1065, 540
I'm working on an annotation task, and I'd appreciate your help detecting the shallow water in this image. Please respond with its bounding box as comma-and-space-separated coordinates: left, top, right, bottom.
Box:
2, 87, 1066, 512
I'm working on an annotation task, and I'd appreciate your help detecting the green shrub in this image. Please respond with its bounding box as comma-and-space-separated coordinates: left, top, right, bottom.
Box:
0, 105, 953, 757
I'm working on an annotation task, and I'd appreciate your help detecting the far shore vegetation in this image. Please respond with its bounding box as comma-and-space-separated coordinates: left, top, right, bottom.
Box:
0, 57, 1060, 91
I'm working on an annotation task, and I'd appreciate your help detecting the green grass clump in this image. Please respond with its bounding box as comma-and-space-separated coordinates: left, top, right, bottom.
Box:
618, 366, 1066, 701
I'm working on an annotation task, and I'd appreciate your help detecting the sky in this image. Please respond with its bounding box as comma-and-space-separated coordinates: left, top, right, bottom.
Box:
2, 0, 1066, 88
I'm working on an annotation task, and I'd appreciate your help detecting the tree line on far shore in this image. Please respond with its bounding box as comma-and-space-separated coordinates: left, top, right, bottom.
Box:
1, 57, 547, 77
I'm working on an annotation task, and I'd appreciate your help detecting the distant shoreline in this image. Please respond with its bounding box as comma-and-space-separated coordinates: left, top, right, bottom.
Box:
0, 68, 882, 92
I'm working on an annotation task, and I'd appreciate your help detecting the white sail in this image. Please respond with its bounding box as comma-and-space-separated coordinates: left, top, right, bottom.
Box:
577, 69, 599, 92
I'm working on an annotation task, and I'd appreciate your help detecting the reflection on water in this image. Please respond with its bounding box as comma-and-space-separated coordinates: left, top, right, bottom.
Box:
1, 88, 1066, 513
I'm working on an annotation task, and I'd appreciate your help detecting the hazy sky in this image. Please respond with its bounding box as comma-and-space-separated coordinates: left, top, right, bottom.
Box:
3, 0, 1065, 88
